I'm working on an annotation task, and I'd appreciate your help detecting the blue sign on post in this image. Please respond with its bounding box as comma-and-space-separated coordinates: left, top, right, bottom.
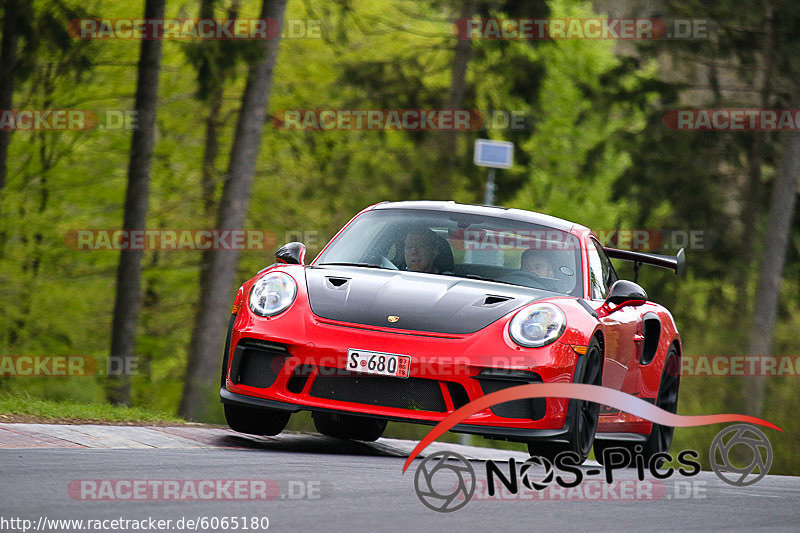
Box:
474, 139, 514, 205
474, 139, 514, 169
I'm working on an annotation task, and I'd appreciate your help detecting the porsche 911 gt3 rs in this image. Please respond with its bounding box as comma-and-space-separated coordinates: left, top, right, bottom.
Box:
220, 201, 685, 464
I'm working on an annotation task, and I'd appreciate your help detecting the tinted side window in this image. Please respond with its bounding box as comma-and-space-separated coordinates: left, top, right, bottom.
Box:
597, 240, 618, 295
587, 238, 617, 299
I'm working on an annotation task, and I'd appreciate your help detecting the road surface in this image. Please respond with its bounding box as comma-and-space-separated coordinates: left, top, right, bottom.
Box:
0, 423, 797, 532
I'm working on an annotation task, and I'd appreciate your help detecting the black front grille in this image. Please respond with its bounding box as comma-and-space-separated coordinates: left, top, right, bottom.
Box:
286, 364, 313, 394
309, 369, 447, 412
446, 382, 471, 410
231, 339, 289, 388
477, 372, 545, 420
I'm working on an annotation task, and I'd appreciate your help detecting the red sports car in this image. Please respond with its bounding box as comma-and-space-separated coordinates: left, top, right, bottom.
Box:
220, 201, 684, 464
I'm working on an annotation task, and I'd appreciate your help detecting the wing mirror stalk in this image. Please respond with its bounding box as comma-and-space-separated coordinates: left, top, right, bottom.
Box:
597, 280, 647, 317
275, 242, 306, 265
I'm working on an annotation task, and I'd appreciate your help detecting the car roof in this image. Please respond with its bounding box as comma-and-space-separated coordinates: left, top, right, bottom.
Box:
371, 201, 583, 234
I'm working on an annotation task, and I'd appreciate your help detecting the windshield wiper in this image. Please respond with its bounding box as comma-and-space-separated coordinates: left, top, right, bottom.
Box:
318, 262, 386, 269
462, 273, 516, 286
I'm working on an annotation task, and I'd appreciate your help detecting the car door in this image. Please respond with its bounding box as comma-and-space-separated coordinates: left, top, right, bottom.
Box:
586, 237, 640, 391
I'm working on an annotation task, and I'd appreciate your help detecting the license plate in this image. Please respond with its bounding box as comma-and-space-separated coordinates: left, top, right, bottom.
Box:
346, 349, 410, 378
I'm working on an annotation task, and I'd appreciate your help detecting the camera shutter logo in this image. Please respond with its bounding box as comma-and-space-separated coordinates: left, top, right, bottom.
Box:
710, 424, 772, 487
414, 451, 475, 512
519, 455, 555, 490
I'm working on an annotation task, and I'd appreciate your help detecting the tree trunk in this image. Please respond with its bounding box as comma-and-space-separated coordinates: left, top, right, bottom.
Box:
197, 0, 229, 216
107, 0, 165, 405
737, 0, 776, 314
0, 0, 19, 191
179, 0, 287, 420
202, 86, 222, 215
744, 81, 800, 416
443, 0, 475, 159
197, 0, 242, 216
432, 0, 475, 200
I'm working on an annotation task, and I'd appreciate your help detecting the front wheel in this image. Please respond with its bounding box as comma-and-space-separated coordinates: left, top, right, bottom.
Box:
594, 345, 680, 467
224, 404, 290, 436
527, 336, 603, 464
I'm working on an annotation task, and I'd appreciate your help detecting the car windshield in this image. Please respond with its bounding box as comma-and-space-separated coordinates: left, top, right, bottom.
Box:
315, 208, 583, 296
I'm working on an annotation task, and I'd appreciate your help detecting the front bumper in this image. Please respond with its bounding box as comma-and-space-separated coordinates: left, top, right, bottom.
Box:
220, 294, 585, 442
220, 386, 575, 441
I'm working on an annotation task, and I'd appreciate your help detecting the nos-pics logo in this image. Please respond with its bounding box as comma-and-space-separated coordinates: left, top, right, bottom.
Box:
414, 451, 476, 513
413, 424, 772, 512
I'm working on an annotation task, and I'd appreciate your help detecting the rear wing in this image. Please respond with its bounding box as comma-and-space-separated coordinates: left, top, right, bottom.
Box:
604, 247, 685, 282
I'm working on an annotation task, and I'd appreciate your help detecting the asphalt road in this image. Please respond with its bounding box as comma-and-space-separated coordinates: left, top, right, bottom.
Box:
0, 427, 798, 532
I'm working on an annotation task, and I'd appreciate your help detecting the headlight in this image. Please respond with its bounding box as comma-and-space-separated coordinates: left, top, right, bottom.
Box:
249, 272, 297, 317
509, 303, 566, 347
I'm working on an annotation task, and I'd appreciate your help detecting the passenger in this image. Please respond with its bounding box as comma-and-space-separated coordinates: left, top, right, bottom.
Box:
521, 249, 555, 277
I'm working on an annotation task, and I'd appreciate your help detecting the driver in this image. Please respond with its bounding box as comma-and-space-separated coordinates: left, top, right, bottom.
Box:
521, 249, 555, 277
404, 228, 440, 273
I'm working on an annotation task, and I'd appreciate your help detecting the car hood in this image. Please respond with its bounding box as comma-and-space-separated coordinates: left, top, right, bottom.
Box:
304, 266, 552, 334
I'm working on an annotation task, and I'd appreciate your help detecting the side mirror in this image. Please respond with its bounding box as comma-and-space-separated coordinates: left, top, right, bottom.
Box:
598, 280, 647, 316
275, 242, 306, 265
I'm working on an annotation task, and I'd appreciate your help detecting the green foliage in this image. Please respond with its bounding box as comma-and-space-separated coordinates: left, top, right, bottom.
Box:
0, 390, 182, 423
0, 0, 798, 474
508, 0, 649, 231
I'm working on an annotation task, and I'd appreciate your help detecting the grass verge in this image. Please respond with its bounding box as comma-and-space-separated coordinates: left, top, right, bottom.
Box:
0, 391, 183, 425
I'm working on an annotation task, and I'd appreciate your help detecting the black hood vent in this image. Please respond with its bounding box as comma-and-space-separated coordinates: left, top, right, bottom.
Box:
482, 295, 513, 307
305, 266, 548, 334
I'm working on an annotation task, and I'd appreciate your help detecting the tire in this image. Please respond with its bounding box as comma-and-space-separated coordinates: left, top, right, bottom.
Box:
594, 345, 680, 467
312, 412, 387, 441
527, 336, 603, 465
224, 404, 290, 436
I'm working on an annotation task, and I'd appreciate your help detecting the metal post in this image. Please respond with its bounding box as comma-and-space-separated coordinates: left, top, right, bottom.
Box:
484, 167, 496, 205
